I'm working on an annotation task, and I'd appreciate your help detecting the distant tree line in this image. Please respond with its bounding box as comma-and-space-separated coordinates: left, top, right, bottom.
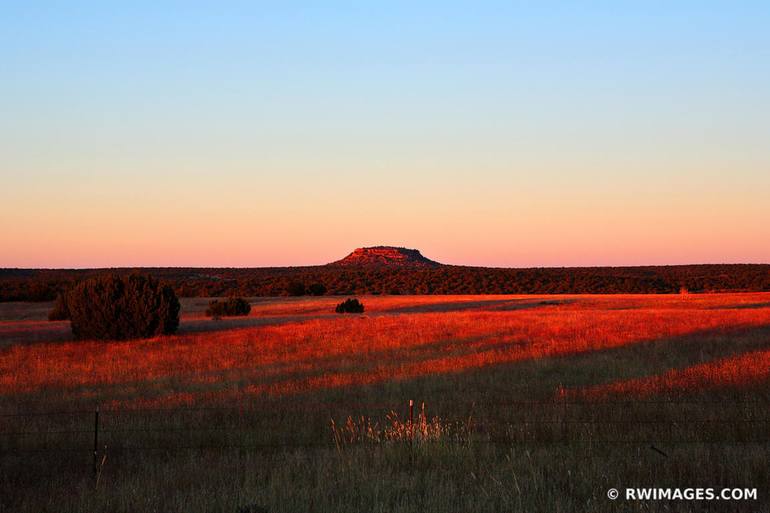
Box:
2, 263, 770, 301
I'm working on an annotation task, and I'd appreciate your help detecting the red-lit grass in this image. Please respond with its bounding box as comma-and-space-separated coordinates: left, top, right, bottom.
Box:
2, 293, 770, 410
2, 294, 770, 513
562, 348, 770, 399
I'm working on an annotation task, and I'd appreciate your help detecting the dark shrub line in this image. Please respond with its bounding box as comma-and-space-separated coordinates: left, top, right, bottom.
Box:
206, 297, 251, 318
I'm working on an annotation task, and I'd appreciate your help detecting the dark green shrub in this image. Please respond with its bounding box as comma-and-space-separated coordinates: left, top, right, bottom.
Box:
48, 292, 70, 321
66, 273, 180, 340
287, 281, 306, 296
335, 298, 364, 314
206, 297, 251, 317
307, 283, 327, 296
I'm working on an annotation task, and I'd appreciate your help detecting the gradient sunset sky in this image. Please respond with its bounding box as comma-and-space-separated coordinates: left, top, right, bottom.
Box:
2, 2, 769, 268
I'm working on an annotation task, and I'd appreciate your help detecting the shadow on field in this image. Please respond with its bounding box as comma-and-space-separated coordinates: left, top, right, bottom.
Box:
383, 298, 571, 314
177, 314, 336, 334
3, 331, 520, 406
0, 297, 573, 346
380, 322, 770, 406
3, 322, 770, 513
0, 321, 72, 348
216, 321, 770, 414
708, 301, 770, 310
490, 299, 575, 311
4, 298, 770, 414
179, 298, 570, 334
26, 321, 770, 410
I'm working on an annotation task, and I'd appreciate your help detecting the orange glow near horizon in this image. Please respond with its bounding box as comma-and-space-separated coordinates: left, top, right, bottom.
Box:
2, 162, 770, 268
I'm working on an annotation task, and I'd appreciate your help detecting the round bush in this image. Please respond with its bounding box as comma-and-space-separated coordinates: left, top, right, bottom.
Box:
66, 273, 180, 340
48, 292, 70, 321
335, 298, 364, 314
206, 297, 251, 317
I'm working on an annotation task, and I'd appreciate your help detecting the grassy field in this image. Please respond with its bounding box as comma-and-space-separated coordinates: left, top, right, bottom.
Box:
1, 294, 769, 512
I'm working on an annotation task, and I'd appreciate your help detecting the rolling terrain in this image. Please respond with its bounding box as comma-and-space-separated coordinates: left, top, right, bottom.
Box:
1, 293, 768, 512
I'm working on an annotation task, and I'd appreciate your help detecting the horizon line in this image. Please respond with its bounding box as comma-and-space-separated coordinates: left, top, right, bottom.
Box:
3, 261, 770, 271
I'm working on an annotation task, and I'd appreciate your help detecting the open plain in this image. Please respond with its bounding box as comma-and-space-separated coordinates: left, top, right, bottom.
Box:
1, 293, 769, 512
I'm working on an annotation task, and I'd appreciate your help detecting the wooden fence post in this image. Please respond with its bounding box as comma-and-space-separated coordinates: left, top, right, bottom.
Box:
409, 400, 414, 446
93, 406, 99, 479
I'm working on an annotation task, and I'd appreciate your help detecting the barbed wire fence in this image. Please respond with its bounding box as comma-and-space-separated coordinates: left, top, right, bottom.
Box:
1, 396, 769, 482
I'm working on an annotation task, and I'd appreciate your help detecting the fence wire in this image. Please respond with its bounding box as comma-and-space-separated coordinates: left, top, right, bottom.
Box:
1, 398, 768, 457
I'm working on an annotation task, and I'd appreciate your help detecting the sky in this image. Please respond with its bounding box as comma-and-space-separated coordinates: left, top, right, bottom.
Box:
1, 1, 769, 268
